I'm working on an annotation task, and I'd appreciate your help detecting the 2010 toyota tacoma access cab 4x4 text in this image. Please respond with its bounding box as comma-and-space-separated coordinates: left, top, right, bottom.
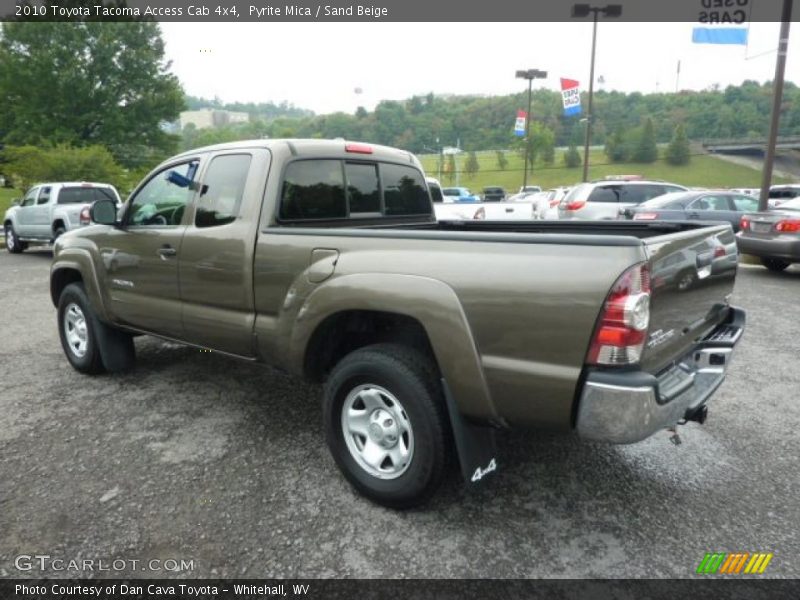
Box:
50, 139, 745, 508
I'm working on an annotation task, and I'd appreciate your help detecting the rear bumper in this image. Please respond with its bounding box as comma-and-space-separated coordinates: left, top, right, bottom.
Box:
575, 307, 745, 444
736, 235, 800, 262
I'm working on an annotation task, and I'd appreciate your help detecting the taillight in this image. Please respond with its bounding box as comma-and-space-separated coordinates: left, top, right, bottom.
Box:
713, 245, 726, 258
549, 199, 560, 207
80, 206, 91, 225
473, 207, 486, 220
633, 212, 658, 220
587, 262, 651, 366
564, 200, 586, 211
740, 216, 750, 231
775, 219, 800, 233
345, 143, 373, 154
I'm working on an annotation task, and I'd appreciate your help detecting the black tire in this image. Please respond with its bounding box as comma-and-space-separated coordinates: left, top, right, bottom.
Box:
53, 225, 66, 242
4, 223, 25, 253
323, 343, 452, 509
57, 283, 136, 374
676, 268, 697, 291
762, 257, 790, 272
58, 283, 105, 374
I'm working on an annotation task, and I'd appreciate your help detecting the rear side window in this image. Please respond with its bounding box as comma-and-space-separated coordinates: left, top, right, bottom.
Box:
196, 154, 252, 228
280, 160, 346, 220
733, 195, 758, 212
382, 164, 429, 216
57, 187, 97, 204
618, 185, 669, 205
588, 186, 619, 203
345, 162, 381, 214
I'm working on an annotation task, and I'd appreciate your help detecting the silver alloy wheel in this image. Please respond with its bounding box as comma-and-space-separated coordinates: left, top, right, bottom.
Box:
63, 302, 89, 358
5, 228, 13, 250
341, 384, 414, 480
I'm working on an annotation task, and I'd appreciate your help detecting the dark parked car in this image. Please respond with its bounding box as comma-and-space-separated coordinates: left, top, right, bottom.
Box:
628, 191, 759, 232
737, 196, 800, 272
482, 187, 506, 202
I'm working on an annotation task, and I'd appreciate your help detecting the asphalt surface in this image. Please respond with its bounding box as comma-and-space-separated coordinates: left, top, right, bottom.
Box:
1, 248, 798, 579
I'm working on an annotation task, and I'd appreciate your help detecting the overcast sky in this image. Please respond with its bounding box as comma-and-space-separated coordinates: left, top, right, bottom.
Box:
160, 22, 799, 114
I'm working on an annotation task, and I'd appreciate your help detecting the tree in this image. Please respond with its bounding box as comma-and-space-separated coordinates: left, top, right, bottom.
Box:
0, 19, 184, 167
445, 154, 456, 184
666, 124, 691, 165
4, 145, 125, 191
563, 145, 582, 168
496, 150, 508, 171
464, 151, 480, 179
632, 118, 658, 163
605, 127, 627, 162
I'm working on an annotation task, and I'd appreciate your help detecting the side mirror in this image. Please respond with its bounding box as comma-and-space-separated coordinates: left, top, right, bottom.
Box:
90, 198, 118, 225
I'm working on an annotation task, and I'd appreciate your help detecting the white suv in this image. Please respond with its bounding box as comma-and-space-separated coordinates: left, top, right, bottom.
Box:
558, 180, 687, 221
4, 182, 121, 253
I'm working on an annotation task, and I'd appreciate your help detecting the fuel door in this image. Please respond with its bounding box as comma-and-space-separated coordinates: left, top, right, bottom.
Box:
308, 248, 339, 283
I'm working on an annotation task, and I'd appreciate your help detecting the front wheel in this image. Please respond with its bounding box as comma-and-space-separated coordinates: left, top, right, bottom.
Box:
323, 344, 452, 509
5, 223, 25, 253
58, 283, 105, 374
762, 257, 790, 272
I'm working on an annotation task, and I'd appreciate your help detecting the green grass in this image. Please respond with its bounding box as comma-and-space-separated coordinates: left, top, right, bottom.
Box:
420, 151, 788, 193
0, 188, 22, 218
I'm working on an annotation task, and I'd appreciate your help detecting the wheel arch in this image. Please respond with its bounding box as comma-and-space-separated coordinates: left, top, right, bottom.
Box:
290, 273, 498, 422
50, 250, 110, 321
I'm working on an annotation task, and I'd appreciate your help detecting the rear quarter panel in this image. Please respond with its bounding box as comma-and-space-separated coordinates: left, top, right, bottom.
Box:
254, 230, 644, 430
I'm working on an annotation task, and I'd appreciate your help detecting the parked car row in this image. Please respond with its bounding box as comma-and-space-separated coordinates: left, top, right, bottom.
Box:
425, 176, 800, 273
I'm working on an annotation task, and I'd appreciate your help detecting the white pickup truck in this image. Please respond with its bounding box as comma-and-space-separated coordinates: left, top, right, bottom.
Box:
4, 182, 121, 253
428, 178, 539, 221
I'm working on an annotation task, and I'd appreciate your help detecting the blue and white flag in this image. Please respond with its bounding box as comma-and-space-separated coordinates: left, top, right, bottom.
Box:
561, 79, 581, 117
514, 110, 527, 137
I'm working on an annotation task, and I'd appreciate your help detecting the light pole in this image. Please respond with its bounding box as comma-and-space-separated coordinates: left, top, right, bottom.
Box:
515, 68, 548, 190
572, 4, 622, 182
759, 0, 793, 212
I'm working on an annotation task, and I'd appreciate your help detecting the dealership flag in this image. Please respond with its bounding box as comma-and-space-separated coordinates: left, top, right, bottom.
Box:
514, 110, 527, 137
560, 79, 581, 117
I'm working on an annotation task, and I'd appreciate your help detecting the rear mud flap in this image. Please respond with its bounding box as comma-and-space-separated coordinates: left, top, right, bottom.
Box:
442, 379, 499, 486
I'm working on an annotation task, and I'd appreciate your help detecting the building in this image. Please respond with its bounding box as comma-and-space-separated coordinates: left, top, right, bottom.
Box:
179, 108, 250, 130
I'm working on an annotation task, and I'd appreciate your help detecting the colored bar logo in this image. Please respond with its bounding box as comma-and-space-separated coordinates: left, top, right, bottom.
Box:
696, 552, 773, 575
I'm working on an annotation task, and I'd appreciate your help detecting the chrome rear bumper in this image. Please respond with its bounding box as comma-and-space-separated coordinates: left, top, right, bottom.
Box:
576, 307, 745, 444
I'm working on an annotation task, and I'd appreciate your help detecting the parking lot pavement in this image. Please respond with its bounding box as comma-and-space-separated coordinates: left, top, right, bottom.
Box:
0, 249, 798, 579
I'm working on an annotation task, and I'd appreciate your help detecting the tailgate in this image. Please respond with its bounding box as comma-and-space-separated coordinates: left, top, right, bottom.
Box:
640, 223, 738, 373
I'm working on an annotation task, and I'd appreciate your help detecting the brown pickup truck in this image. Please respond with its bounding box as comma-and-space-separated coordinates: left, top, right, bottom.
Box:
50, 139, 745, 508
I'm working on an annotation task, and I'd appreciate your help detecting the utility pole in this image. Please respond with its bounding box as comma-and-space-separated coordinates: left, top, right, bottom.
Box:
759, 0, 793, 212
572, 4, 622, 183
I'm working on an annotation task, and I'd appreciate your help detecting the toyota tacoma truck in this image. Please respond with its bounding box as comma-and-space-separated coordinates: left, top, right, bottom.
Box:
50, 139, 745, 508
4, 182, 121, 252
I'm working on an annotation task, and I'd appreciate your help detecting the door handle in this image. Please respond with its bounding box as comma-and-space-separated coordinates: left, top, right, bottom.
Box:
157, 245, 177, 259
505, 207, 514, 213
688, 212, 700, 218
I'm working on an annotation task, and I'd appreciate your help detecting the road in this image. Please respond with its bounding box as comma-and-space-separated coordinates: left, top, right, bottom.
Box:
1, 248, 798, 579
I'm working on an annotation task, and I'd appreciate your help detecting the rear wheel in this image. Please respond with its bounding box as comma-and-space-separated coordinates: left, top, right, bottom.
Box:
5, 223, 25, 253
53, 225, 66, 242
762, 257, 790, 272
323, 343, 452, 509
